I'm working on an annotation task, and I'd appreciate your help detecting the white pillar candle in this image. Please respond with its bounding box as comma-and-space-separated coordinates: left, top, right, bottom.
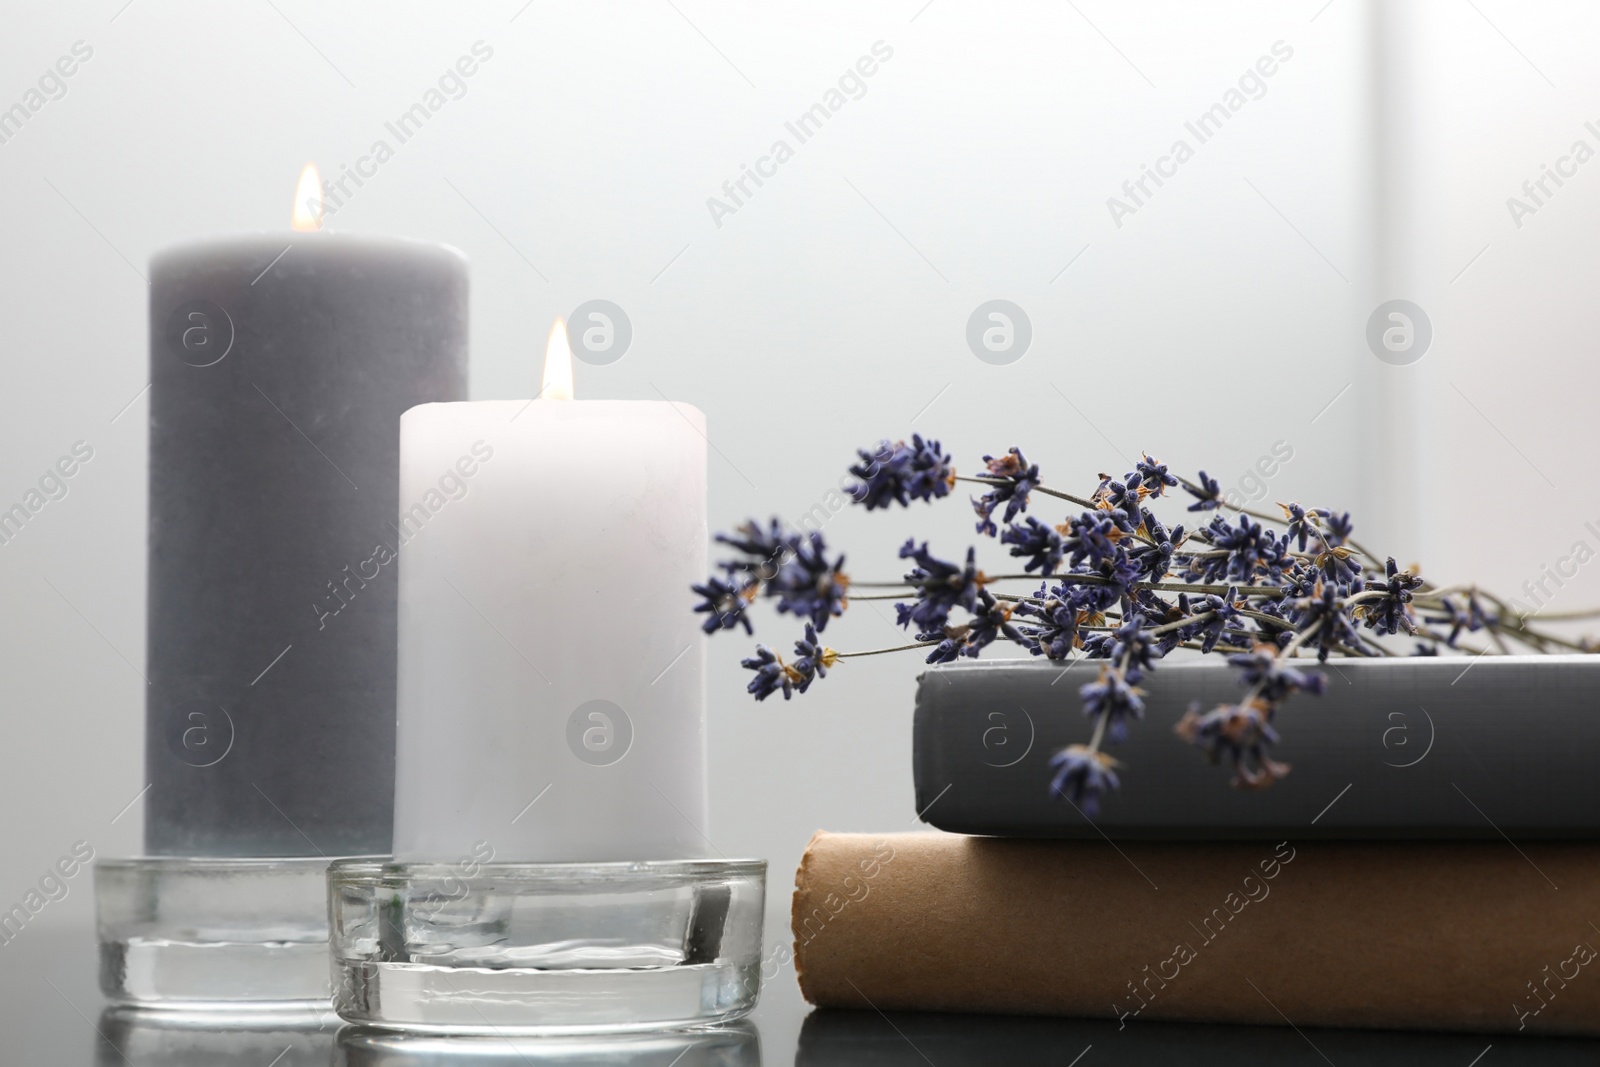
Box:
392, 323, 709, 863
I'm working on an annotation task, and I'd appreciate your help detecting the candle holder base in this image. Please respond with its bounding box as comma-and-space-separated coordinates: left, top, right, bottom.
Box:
334, 1021, 761, 1065
96, 856, 364, 1010
97, 1004, 339, 1065
328, 857, 767, 1035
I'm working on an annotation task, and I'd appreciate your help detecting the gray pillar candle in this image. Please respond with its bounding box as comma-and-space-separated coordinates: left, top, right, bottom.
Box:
146, 234, 467, 857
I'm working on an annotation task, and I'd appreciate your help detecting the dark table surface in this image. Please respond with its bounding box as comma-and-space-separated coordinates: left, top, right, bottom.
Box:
8, 924, 1599, 1065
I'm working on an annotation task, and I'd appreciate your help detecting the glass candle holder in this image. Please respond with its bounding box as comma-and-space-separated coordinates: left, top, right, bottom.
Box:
96, 856, 357, 1009
328, 858, 766, 1034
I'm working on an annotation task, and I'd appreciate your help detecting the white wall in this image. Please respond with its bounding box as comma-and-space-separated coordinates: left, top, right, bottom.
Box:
1386, 0, 1600, 617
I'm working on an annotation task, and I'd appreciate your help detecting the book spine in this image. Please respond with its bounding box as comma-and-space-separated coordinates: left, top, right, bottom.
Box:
913, 658, 1600, 839
793, 831, 1600, 1035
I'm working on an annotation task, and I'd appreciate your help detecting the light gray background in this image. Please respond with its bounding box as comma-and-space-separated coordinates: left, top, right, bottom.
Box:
0, 0, 1596, 1055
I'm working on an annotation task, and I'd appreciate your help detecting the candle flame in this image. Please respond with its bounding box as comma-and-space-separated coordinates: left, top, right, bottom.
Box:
542, 318, 574, 401
292, 163, 323, 232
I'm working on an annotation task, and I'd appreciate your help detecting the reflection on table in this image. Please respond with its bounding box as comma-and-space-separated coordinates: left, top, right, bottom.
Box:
92, 1007, 760, 1066
797, 1009, 1600, 1066
95, 1006, 339, 1067
92, 1000, 1600, 1066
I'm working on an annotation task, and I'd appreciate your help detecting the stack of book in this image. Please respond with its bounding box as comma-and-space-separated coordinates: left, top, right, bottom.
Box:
791, 656, 1600, 1035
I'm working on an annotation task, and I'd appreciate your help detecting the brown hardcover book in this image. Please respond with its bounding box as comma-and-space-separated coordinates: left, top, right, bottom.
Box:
791, 831, 1600, 1036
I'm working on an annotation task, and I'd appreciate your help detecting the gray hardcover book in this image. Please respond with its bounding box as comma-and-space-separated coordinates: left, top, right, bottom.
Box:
913, 655, 1600, 839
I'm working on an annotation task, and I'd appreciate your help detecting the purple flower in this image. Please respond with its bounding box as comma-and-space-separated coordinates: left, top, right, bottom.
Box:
1289, 580, 1366, 661
1016, 583, 1086, 660
1302, 512, 1361, 583
972, 448, 1040, 536
716, 518, 791, 576
1280, 502, 1313, 552
1278, 561, 1324, 599
1001, 517, 1064, 575
1175, 701, 1290, 789
946, 588, 1024, 662
1136, 455, 1179, 498
1319, 511, 1355, 547
1128, 514, 1183, 582
691, 575, 756, 635
1186, 513, 1292, 584
1060, 510, 1133, 570
1226, 644, 1327, 701
1184, 470, 1223, 512
1179, 590, 1245, 653
1428, 592, 1495, 647
846, 435, 956, 510
791, 623, 837, 694
1093, 473, 1144, 515
1313, 547, 1362, 585
772, 532, 849, 632
1080, 666, 1145, 743
741, 644, 799, 701
707, 520, 851, 633
1079, 631, 1114, 658
917, 591, 1022, 664
895, 540, 981, 633
1102, 614, 1164, 681
1048, 745, 1120, 815
1358, 557, 1424, 637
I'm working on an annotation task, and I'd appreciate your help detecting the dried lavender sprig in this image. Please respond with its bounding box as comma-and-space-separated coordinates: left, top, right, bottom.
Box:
700, 438, 1599, 817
